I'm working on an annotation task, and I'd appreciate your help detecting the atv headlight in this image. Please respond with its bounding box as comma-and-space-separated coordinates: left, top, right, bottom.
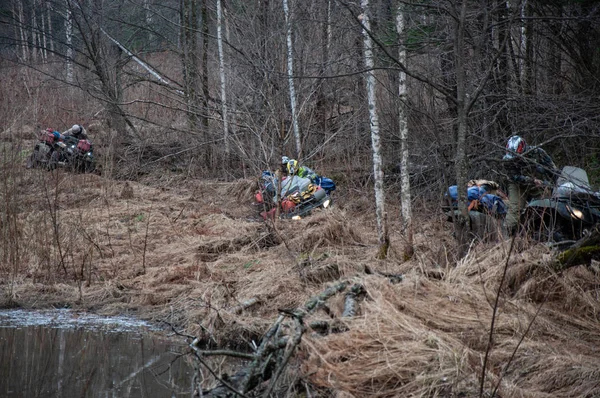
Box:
566, 205, 584, 220
322, 199, 331, 208
292, 215, 302, 220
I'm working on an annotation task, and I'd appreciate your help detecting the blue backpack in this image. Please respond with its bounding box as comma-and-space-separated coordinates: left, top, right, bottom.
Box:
314, 176, 336, 194
446, 185, 507, 216
479, 194, 507, 215
446, 185, 483, 202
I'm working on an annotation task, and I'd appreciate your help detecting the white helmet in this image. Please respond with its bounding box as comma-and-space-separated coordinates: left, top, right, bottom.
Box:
72, 124, 82, 133
504, 135, 527, 160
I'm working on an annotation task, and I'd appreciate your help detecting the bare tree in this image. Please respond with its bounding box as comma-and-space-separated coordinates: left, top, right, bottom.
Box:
47, 1, 54, 54
217, 0, 230, 158
31, 0, 38, 62
452, 0, 471, 256
201, 0, 211, 166
0, 0, 597, 185
144, 0, 153, 43
16, 0, 28, 62
64, 0, 73, 83
40, 0, 47, 60
396, 2, 413, 260
180, 0, 201, 132
283, 0, 301, 158
361, 0, 388, 259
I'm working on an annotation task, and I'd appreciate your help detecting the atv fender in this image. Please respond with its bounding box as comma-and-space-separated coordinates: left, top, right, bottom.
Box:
527, 198, 570, 220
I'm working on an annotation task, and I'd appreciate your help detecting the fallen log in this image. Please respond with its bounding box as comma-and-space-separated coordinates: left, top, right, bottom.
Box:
342, 284, 366, 317
196, 316, 285, 397
555, 226, 600, 270
195, 279, 383, 396
229, 297, 261, 315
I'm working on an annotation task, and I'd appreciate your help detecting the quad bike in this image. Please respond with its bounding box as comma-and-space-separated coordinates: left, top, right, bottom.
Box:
255, 171, 333, 220
26, 129, 61, 169
443, 180, 508, 241
524, 166, 600, 248
50, 135, 95, 173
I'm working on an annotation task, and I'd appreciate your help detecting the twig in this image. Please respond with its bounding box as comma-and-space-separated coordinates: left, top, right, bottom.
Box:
229, 297, 261, 315
262, 317, 305, 398
490, 277, 557, 397
189, 346, 249, 398
239, 315, 285, 393
303, 281, 348, 313
479, 235, 516, 397
161, 320, 197, 340
141, 206, 152, 274
189, 344, 255, 360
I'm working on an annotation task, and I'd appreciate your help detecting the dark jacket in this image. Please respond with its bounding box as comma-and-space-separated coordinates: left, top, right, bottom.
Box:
503, 146, 558, 187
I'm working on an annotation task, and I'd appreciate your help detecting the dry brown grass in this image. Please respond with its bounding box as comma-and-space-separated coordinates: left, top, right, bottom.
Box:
300, 242, 600, 397
3, 154, 600, 397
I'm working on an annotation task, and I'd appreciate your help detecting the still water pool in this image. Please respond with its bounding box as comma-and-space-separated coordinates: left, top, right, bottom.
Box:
0, 309, 194, 397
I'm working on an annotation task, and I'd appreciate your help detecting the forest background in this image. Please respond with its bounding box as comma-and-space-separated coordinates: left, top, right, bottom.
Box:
1, 0, 600, 397
2, 0, 600, 255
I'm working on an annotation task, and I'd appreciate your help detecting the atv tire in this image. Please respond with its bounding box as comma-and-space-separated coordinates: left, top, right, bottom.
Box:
48, 151, 60, 170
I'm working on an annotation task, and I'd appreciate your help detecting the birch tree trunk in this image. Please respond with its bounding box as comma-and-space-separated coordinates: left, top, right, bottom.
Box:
217, 0, 230, 157
65, 0, 73, 83
47, 2, 54, 54
283, 0, 302, 158
396, 3, 413, 260
144, 0, 153, 43
17, 1, 28, 62
361, 0, 388, 259
41, 3, 47, 61
201, 0, 211, 167
12, 2, 25, 62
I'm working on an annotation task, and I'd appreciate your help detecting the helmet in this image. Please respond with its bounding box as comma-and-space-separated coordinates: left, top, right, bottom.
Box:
505, 135, 526, 159
287, 159, 298, 175
282, 156, 290, 165
72, 124, 82, 133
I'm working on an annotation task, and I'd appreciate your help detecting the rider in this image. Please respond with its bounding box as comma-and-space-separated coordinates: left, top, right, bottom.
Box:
280, 159, 314, 198
281, 156, 317, 180
62, 124, 88, 140
502, 135, 559, 234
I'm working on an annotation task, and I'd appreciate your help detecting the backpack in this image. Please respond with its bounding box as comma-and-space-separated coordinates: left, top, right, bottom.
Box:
446, 182, 507, 217
77, 139, 92, 152
314, 176, 336, 194
40, 130, 56, 144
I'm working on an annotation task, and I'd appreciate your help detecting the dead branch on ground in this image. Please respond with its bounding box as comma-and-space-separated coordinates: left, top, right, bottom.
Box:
194, 280, 370, 397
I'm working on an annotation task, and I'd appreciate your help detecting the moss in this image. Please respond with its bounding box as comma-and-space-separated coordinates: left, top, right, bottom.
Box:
402, 245, 414, 262
376, 240, 390, 260
556, 245, 600, 268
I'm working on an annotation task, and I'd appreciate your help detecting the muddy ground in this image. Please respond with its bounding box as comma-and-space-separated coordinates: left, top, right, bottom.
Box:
4, 165, 600, 397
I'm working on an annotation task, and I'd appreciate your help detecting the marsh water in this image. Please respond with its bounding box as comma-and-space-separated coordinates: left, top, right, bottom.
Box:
0, 309, 194, 397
